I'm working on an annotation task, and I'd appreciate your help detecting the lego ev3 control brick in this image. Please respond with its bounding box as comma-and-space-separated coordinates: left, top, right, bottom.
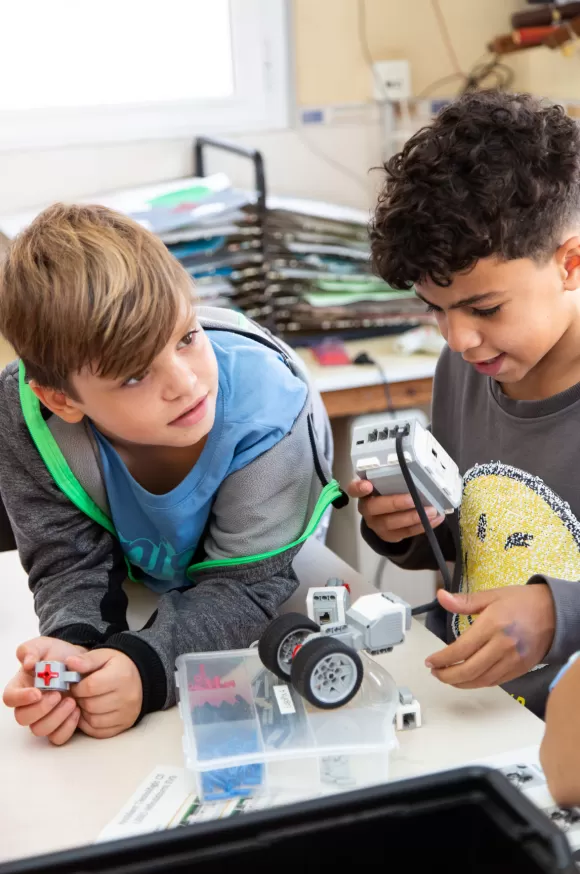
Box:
351, 418, 462, 517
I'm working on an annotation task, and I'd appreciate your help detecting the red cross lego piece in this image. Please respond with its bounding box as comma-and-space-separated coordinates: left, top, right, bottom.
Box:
37, 664, 59, 687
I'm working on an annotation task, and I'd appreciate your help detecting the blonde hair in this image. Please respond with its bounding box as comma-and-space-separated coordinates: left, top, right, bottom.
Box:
0, 203, 193, 392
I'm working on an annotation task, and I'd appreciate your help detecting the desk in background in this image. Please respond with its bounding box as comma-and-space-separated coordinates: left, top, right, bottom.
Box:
296, 336, 438, 419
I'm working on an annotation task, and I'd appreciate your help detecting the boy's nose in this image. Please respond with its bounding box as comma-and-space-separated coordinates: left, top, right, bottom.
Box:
445, 315, 482, 355
165, 363, 197, 399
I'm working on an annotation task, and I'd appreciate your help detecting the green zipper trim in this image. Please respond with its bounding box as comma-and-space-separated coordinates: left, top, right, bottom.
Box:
19, 361, 117, 536
18, 360, 344, 577
187, 479, 342, 575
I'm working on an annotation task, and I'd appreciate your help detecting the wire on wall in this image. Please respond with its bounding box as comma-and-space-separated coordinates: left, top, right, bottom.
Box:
431, 0, 465, 77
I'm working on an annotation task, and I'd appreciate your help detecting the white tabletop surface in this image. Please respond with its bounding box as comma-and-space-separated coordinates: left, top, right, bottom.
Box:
0, 541, 544, 864
296, 336, 439, 393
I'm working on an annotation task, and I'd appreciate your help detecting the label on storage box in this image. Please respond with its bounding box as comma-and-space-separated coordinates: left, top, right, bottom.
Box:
273, 684, 296, 715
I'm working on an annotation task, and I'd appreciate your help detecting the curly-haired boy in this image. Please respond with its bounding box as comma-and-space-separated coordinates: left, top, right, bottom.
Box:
349, 91, 580, 718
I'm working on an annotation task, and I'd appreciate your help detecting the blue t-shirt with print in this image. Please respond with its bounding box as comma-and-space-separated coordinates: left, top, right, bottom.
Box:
93, 330, 307, 592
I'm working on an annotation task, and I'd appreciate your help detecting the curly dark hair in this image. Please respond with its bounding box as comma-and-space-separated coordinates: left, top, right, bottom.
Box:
371, 91, 580, 289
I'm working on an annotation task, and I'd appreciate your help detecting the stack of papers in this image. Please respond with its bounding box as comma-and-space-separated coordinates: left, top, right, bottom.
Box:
260, 195, 431, 344
0, 179, 431, 346
0, 174, 265, 316
129, 176, 266, 314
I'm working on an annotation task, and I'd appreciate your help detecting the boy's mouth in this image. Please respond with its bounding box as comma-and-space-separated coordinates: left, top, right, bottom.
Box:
169, 394, 209, 427
471, 353, 506, 377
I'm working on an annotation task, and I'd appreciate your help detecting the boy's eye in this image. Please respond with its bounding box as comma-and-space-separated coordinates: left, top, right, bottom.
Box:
178, 329, 199, 349
425, 304, 501, 318
123, 373, 147, 387
471, 306, 501, 318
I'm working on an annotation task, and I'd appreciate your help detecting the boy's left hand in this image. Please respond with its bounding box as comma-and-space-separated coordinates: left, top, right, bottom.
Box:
66, 649, 143, 739
426, 585, 556, 689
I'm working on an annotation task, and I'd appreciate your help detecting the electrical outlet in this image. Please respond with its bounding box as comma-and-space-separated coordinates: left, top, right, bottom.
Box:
372, 60, 411, 102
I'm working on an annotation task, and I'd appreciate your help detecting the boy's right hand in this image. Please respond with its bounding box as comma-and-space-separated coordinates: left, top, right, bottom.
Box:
2, 637, 87, 746
347, 479, 445, 544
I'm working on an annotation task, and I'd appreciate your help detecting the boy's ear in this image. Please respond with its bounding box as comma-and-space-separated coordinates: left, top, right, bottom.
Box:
558, 236, 580, 290
29, 382, 84, 424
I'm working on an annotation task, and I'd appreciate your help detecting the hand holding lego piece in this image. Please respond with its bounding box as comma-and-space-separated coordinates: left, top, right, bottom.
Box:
34, 661, 81, 692
2, 636, 87, 745
347, 479, 445, 543
68, 648, 143, 739
426, 586, 556, 689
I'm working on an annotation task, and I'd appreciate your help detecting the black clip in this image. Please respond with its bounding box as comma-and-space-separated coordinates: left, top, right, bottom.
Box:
332, 490, 349, 510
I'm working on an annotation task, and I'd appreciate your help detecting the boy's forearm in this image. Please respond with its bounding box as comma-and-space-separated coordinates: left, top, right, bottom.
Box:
361, 518, 456, 571
541, 657, 580, 807
101, 552, 301, 714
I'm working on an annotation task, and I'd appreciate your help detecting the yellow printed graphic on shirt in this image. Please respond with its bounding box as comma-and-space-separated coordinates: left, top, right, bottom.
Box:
453, 462, 580, 638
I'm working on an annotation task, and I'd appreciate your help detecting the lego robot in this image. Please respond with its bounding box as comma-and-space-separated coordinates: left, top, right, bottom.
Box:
259, 581, 416, 713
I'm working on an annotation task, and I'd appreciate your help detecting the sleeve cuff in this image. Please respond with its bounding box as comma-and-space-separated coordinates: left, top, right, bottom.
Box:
361, 519, 414, 561
528, 574, 580, 664
92, 632, 167, 720
549, 651, 580, 693
51, 623, 105, 648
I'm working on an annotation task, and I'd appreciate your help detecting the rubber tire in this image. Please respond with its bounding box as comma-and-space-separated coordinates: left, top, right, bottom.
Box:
291, 637, 364, 710
258, 612, 320, 680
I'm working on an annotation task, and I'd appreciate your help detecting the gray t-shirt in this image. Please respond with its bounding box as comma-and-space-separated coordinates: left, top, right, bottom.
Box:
364, 345, 580, 717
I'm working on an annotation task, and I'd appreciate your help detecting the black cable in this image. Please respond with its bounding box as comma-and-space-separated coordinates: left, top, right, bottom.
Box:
395, 431, 451, 615
352, 352, 449, 611
460, 54, 515, 95
353, 352, 394, 413
415, 54, 514, 102
352, 351, 397, 592
373, 555, 387, 590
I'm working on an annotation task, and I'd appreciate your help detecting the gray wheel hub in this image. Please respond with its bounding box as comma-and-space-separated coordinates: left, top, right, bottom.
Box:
277, 630, 312, 674
309, 652, 359, 705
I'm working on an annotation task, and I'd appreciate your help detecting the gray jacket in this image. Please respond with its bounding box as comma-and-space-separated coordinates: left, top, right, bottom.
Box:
364, 344, 580, 718
0, 307, 343, 717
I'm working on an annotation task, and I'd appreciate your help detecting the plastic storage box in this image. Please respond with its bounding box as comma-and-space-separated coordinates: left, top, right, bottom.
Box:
175, 647, 398, 803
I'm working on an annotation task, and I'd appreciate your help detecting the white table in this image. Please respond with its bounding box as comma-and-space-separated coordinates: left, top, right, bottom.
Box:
0, 542, 544, 864
296, 336, 438, 419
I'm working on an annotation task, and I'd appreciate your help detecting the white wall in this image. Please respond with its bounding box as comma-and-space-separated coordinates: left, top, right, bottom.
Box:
0, 119, 382, 216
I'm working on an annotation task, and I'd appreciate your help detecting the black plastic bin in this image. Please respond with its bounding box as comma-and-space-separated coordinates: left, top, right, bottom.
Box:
0, 766, 575, 873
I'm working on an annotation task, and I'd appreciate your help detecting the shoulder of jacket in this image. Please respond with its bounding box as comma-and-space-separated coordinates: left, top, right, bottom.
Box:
0, 359, 24, 427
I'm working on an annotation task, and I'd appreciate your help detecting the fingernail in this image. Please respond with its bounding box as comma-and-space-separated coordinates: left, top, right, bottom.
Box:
425, 659, 433, 668
426, 507, 438, 518
403, 496, 415, 508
